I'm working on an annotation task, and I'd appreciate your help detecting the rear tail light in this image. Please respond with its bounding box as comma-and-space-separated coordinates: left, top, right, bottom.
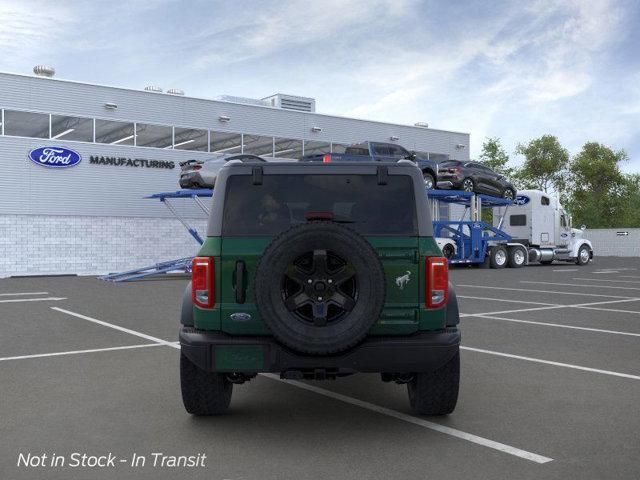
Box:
192, 257, 215, 308
322, 153, 331, 163
426, 257, 448, 308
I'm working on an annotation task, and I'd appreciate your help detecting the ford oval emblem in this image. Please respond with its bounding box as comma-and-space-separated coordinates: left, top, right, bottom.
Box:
514, 195, 530, 205
230, 312, 252, 322
28, 146, 82, 168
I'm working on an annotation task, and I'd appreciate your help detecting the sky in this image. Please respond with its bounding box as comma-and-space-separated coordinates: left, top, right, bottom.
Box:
1, 0, 639, 171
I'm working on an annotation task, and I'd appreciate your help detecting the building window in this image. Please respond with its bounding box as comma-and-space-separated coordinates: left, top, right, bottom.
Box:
303, 140, 331, 157
3, 110, 50, 139
95, 119, 135, 145
172, 127, 208, 151
210, 131, 242, 154
135, 123, 173, 148
273, 137, 303, 159
50, 114, 94, 142
243, 135, 275, 157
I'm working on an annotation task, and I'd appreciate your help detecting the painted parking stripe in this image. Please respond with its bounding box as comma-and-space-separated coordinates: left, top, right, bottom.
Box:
0, 297, 66, 304
0, 292, 49, 296
51, 307, 177, 347
457, 296, 558, 306
455, 284, 637, 299
0, 343, 162, 362
49, 307, 556, 463
521, 281, 640, 291
460, 298, 640, 318
468, 314, 640, 337
552, 269, 578, 272
574, 305, 640, 315
262, 373, 553, 464
461, 346, 640, 381
572, 278, 640, 284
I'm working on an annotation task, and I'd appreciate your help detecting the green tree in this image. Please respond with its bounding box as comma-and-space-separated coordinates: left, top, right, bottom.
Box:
479, 137, 515, 177
566, 142, 628, 228
619, 174, 640, 227
515, 135, 569, 193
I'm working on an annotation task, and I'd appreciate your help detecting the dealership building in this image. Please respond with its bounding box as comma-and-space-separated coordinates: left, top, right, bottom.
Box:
0, 68, 470, 277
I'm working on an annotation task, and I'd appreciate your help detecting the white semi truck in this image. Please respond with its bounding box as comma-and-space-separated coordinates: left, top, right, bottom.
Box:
430, 189, 593, 268
494, 189, 593, 266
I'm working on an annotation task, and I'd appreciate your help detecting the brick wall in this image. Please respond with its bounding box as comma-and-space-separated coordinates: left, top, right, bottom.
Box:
0, 215, 207, 277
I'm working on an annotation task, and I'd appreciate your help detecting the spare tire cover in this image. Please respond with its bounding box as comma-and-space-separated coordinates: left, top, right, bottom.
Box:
254, 221, 386, 355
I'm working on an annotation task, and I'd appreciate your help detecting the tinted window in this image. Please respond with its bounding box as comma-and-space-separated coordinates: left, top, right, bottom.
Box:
541, 196, 550, 205
4, 110, 49, 138
440, 160, 461, 167
344, 147, 369, 156
223, 174, 417, 236
510, 214, 527, 226
387, 145, 409, 158
372, 144, 390, 156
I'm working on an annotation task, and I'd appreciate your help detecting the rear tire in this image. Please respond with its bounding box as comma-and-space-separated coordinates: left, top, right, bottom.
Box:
489, 245, 507, 269
423, 172, 435, 190
180, 353, 233, 415
507, 246, 526, 268
502, 188, 516, 200
461, 178, 475, 192
408, 351, 459, 415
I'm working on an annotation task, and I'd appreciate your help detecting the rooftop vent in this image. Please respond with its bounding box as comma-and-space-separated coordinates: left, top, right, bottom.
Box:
217, 95, 270, 107
144, 85, 163, 93
33, 65, 55, 78
167, 88, 185, 96
263, 93, 316, 113
414, 122, 429, 128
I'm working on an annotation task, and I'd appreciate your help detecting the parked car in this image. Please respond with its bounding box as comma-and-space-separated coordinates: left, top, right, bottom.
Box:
179, 160, 461, 415
302, 141, 439, 189
436, 160, 516, 199
179, 154, 265, 189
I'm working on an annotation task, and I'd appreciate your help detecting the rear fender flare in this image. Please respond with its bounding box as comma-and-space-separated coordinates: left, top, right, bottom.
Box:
181, 281, 194, 326
446, 282, 459, 326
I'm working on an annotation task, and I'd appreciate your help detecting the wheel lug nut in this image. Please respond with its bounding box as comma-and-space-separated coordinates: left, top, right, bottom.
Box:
318, 297, 322, 301
328, 279, 333, 284
307, 279, 312, 284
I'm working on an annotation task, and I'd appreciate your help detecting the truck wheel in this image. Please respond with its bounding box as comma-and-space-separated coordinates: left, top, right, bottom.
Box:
442, 243, 455, 260
507, 246, 526, 268
180, 353, 233, 415
576, 245, 591, 265
423, 172, 435, 190
489, 245, 507, 269
502, 188, 516, 200
408, 350, 459, 415
255, 221, 386, 355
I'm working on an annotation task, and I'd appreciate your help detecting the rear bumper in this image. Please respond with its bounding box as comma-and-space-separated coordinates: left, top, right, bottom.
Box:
179, 327, 461, 375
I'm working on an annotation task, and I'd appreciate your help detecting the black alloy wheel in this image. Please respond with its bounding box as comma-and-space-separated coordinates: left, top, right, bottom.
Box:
283, 249, 357, 327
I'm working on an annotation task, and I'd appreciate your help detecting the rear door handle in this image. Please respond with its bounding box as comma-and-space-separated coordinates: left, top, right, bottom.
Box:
235, 261, 246, 304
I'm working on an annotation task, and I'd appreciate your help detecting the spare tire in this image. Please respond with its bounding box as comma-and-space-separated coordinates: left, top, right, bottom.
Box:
254, 221, 386, 355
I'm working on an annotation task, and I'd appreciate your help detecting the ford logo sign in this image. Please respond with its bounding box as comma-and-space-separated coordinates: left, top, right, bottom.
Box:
514, 195, 530, 205
28, 146, 82, 168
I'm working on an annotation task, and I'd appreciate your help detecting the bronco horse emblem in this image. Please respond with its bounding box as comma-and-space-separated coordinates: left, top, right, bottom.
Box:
395, 271, 411, 289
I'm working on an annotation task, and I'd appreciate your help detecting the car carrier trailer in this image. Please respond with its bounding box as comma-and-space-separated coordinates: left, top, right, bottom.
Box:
430, 189, 593, 268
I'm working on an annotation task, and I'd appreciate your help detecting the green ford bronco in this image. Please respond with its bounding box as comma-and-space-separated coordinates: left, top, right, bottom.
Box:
179, 160, 461, 415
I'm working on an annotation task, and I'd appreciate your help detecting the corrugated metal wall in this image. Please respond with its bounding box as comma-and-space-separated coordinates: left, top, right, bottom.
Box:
583, 229, 640, 257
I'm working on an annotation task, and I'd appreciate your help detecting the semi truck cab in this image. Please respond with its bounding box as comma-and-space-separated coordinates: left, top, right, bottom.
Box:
497, 190, 593, 265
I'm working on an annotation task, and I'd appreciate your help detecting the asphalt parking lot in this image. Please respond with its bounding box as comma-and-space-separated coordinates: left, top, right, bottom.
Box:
2, 257, 640, 480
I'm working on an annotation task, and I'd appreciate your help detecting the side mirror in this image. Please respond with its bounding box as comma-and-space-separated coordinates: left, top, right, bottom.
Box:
581, 225, 586, 230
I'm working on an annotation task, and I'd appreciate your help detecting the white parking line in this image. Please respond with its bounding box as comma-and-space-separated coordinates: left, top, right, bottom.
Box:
572, 278, 640, 284
263, 373, 553, 464
0, 292, 49, 296
459, 298, 640, 318
0, 297, 66, 304
457, 296, 558, 306
51, 307, 177, 347
467, 314, 640, 337
0, 343, 162, 362
461, 346, 640, 381
521, 281, 640, 292
552, 269, 578, 272
49, 307, 553, 463
456, 284, 637, 299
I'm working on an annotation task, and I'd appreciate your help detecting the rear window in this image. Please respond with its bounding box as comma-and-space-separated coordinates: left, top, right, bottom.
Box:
223, 174, 417, 236
344, 146, 369, 156
439, 160, 461, 167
